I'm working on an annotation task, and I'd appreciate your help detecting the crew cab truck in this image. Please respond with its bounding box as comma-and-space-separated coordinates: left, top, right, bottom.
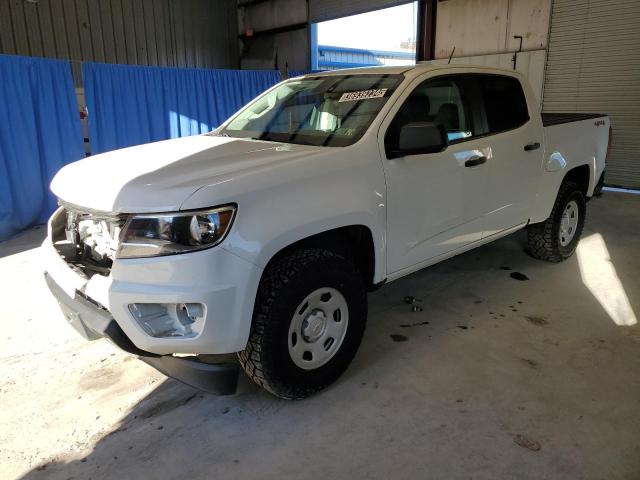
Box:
43, 65, 609, 399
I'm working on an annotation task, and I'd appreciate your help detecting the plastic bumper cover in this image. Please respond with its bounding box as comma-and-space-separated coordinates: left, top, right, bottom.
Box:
45, 272, 239, 395
42, 224, 263, 356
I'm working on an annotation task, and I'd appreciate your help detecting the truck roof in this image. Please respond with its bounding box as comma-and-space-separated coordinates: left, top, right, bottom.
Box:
301, 63, 522, 78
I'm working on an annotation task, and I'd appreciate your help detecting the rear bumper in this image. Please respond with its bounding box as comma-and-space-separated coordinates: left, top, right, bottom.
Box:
45, 272, 240, 395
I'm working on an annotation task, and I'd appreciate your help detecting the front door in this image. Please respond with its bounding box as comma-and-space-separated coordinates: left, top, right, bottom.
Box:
382, 74, 491, 275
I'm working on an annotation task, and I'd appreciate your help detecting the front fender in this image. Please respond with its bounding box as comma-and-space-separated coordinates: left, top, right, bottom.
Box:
182, 144, 388, 283
238, 212, 382, 274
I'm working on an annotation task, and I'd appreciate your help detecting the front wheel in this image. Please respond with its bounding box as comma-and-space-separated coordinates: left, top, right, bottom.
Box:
526, 181, 586, 262
238, 248, 367, 399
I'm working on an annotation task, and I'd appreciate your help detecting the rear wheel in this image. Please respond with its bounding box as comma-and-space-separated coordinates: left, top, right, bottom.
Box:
526, 181, 586, 262
238, 248, 367, 399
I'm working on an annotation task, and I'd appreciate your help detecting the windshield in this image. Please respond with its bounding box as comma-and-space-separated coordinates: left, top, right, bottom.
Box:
217, 74, 404, 147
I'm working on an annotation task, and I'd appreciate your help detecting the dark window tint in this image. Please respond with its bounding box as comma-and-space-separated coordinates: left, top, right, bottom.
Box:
385, 76, 474, 154
478, 75, 529, 133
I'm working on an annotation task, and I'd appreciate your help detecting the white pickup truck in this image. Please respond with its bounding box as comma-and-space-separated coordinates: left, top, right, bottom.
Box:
44, 65, 609, 399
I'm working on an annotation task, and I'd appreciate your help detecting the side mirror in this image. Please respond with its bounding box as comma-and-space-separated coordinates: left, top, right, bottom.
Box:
389, 122, 448, 159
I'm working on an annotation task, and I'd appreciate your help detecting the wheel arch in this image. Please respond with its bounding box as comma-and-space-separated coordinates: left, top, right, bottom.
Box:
562, 163, 593, 198
529, 161, 594, 224
260, 224, 380, 291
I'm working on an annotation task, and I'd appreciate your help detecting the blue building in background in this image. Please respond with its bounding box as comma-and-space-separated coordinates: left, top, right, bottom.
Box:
310, 23, 415, 71
315, 45, 416, 70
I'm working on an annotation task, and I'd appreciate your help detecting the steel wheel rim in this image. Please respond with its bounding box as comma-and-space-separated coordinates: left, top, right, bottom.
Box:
288, 287, 349, 370
559, 200, 579, 246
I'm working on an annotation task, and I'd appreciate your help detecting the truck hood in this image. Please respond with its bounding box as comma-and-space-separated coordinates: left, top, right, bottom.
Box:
51, 135, 321, 213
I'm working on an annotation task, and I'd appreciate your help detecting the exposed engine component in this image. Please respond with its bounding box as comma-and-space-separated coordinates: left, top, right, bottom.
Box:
77, 218, 120, 263
52, 204, 125, 277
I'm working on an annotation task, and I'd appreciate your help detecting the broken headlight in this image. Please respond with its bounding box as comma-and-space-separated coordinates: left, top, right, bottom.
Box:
117, 205, 236, 259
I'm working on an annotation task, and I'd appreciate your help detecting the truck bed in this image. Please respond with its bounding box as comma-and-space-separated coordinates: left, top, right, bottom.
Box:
541, 112, 607, 127
535, 111, 609, 222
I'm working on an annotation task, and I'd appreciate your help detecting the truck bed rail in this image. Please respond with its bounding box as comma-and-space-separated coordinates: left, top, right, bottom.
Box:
541, 112, 607, 127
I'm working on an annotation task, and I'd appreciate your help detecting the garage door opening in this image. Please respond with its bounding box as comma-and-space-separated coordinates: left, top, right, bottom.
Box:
311, 2, 418, 71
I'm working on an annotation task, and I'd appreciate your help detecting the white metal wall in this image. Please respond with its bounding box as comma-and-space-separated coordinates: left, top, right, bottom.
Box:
237, 0, 308, 71
543, 0, 640, 188
435, 0, 551, 59
426, 49, 547, 107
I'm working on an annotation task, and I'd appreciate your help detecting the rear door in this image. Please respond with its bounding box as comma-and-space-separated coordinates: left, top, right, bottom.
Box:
474, 74, 545, 236
381, 73, 492, 275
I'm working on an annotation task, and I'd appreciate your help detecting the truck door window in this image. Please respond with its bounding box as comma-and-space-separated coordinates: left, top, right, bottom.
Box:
477, 75, 530, 134
385, 76, 474, 155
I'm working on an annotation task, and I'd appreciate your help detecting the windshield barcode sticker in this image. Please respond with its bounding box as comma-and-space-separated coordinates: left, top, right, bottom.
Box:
338, 88, 388, 102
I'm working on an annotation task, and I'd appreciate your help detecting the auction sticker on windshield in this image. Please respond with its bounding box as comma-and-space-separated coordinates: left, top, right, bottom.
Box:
339, 88, 388, 102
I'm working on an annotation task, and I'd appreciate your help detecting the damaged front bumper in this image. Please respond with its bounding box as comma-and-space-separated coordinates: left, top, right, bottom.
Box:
45, 272, 240, 395
44, 206, 262, 356
41, 206, 262, 395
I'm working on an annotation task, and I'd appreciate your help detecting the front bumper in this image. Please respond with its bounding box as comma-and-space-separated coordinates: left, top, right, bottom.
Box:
43, 205, 264, 394
45, 272, 240, 395
42, 207, 263, 355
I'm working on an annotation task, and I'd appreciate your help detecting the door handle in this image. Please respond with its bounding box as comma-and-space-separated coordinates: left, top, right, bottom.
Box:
524, 142, 541, 151
464, 156, 487, 167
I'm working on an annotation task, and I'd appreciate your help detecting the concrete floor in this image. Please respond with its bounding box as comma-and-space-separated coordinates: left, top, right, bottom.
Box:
1, 192, 639, 480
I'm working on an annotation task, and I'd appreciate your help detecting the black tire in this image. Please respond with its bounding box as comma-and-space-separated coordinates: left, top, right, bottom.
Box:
238, 248, 367, 399
526, 181, 586, 262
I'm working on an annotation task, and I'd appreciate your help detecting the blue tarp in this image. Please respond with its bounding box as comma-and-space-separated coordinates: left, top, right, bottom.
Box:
83, 63, 282, 154
0, 54, 84, 241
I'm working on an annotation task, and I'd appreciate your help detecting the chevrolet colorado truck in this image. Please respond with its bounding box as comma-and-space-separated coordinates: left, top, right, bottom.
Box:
44, 65, 609, 399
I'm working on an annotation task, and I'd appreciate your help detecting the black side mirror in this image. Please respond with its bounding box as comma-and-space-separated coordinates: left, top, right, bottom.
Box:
388, 122, 448, 159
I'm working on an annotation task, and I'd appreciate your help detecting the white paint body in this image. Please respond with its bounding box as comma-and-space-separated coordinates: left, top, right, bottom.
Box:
44, 65, 609, 355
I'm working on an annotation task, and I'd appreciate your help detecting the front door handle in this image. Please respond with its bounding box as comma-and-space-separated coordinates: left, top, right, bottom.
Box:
464, 156, 487, 167
524, 142, 541, 151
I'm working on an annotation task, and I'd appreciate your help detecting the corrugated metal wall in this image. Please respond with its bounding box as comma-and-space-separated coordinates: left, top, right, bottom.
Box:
0, 0, 238, 84
543, 0, 640, 189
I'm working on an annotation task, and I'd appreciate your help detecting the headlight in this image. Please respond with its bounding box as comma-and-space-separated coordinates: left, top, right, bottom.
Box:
117, 205, 236, 259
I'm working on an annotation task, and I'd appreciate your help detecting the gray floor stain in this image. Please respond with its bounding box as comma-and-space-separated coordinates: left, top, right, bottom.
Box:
524, 315, 549, 326
389, 334, 409, 342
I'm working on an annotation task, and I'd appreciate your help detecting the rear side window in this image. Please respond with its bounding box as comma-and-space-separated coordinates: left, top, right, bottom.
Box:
477, 75, 529, 133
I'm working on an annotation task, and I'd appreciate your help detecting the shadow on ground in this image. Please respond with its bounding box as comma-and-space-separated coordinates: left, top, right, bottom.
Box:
12, 193, 640, 480
0, 226, 46, 259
